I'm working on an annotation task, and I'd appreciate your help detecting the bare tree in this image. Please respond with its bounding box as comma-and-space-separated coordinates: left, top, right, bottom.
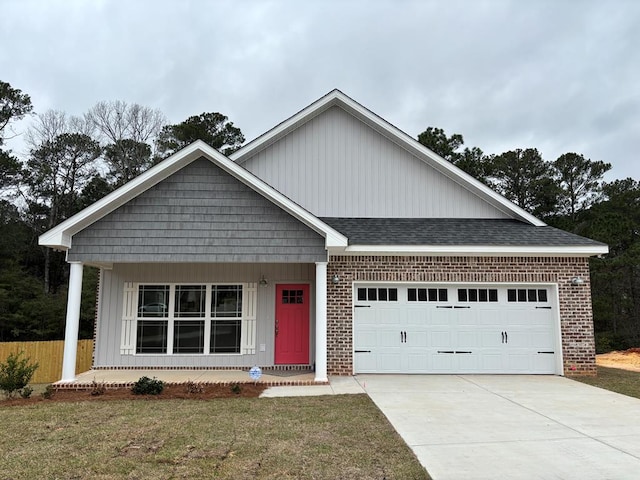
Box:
26, 110, 94, 151
85, 101, 165, 184
85, 100, 165, 144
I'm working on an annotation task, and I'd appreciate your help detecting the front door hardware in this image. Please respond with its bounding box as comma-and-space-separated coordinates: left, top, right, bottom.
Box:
355, 350, 372, 353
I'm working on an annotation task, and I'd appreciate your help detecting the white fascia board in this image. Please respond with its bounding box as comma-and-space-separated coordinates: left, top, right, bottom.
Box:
231, 89, 545, 227
230, 90, 340, 162
338, 244, 609, 257
332, 95, 545, 227
39, 140, 347, 251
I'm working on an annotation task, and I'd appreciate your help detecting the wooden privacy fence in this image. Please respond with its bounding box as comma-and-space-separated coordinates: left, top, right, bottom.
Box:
0, 340, 93, 383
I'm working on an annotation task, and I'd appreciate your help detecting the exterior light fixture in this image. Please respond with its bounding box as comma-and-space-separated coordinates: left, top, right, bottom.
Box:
571, 276, 585, 286
332, 274, 340, 284
259, 275, 268, 287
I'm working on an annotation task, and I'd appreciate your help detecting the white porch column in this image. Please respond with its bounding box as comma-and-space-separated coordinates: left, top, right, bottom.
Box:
315, 261, 328, 382
61, 261, 83, 382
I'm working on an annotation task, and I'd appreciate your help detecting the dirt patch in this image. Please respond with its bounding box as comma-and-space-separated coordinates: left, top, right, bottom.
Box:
597, 348, 640, 372
0, 383, 266, 407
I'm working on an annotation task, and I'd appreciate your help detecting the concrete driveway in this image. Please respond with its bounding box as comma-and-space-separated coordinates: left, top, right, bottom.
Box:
358, 375, 640, 480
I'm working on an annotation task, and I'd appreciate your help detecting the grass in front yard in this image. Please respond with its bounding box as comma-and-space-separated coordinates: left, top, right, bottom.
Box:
572, 366, 640, 399
0, 394, 429, 479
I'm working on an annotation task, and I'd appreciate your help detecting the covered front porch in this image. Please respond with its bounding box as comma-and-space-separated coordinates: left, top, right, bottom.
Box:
60, 261, 330, 384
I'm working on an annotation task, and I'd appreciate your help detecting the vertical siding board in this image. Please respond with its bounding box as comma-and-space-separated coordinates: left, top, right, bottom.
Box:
240, 105, 508, 219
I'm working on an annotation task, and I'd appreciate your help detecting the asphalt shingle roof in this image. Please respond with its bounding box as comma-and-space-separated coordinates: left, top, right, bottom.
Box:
319, 218, 606, 247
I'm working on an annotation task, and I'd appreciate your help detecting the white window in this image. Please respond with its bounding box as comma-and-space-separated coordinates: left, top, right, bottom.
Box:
132, 284, 247, 355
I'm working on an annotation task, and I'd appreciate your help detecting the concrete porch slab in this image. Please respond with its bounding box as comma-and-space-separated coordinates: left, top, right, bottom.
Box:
55, 368, 320, 388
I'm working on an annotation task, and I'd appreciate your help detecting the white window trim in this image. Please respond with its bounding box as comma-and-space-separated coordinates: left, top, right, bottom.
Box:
121, 282, 256, 356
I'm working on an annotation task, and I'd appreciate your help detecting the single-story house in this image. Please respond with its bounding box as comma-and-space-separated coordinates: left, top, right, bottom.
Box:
40, 89, 608, 382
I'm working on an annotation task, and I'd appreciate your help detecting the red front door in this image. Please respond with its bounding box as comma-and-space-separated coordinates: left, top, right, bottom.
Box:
275, 284, 310, 364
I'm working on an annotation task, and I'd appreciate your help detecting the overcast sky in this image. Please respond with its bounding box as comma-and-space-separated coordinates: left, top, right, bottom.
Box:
2, 0, 639, 180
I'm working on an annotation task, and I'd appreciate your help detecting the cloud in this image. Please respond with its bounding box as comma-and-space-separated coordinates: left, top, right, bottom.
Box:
1, 0, 638, 180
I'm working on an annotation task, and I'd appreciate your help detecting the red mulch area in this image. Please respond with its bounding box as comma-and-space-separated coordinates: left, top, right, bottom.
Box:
0, 383, 267, 407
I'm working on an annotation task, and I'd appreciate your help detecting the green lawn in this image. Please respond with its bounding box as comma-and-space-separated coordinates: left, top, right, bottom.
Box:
0, 394, 430, 480
572, 366, 640, 399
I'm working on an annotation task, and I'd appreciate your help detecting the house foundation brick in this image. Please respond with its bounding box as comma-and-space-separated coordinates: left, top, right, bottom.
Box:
326, 255, 596, 377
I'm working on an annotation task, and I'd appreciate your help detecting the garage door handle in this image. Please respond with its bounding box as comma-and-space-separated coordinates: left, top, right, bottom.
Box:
505, 331, 508, 343
537, 351, 555, 354
355, 350, 371, 353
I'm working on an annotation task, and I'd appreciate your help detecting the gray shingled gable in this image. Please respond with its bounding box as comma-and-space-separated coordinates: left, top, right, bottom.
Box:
67, 157, 327, 263
319, 217, 606, 247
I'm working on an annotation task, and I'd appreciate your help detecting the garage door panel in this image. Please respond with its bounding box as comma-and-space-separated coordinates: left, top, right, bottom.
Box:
479, 351, 504, 371
479, 330, 502, 348
504, 352, 533, 372
406, 352, 429, 372
353, 284, 558, 375
406, 308, 427, 326
354, 330, 377, 349
502, 330, 531, 348
457, 353, 480, 371
531, 330, 555, 349
431, 330, 454, 348
376, 352, 402, 372
455, 309, 478, 327
430, 353, 456, 372
375, 306, 403, 325
457, 330, 480, 348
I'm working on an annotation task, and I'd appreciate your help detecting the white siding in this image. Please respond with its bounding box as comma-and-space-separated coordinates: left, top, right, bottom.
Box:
94, 263, 315, 368
241, 106, 510, 219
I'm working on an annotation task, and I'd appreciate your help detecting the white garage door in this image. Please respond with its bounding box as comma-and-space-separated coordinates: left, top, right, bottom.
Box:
353, 284, 559, 374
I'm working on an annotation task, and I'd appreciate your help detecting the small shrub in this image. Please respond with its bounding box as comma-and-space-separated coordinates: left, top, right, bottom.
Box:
20, 386, 34, 399
90, 379, 106, 396
131, 376, 164, 395
185, 380, 204, 394
0, 351, 39, 399
42, 384, 55, 399
230, 383, 241, 395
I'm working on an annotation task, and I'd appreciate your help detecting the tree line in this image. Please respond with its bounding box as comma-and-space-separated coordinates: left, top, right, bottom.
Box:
1, 80, 638, 351
418, 127, 640, 351
0, 80, 243, 341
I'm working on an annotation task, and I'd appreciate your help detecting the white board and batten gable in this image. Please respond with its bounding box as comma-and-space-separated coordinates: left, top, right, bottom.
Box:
231, 89, 539, 224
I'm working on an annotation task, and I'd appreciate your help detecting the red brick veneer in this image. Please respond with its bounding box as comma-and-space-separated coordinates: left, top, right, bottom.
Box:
326, 255, 595, 377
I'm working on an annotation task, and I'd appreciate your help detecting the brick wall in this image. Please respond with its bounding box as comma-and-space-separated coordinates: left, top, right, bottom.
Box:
326, 255, 596, 376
